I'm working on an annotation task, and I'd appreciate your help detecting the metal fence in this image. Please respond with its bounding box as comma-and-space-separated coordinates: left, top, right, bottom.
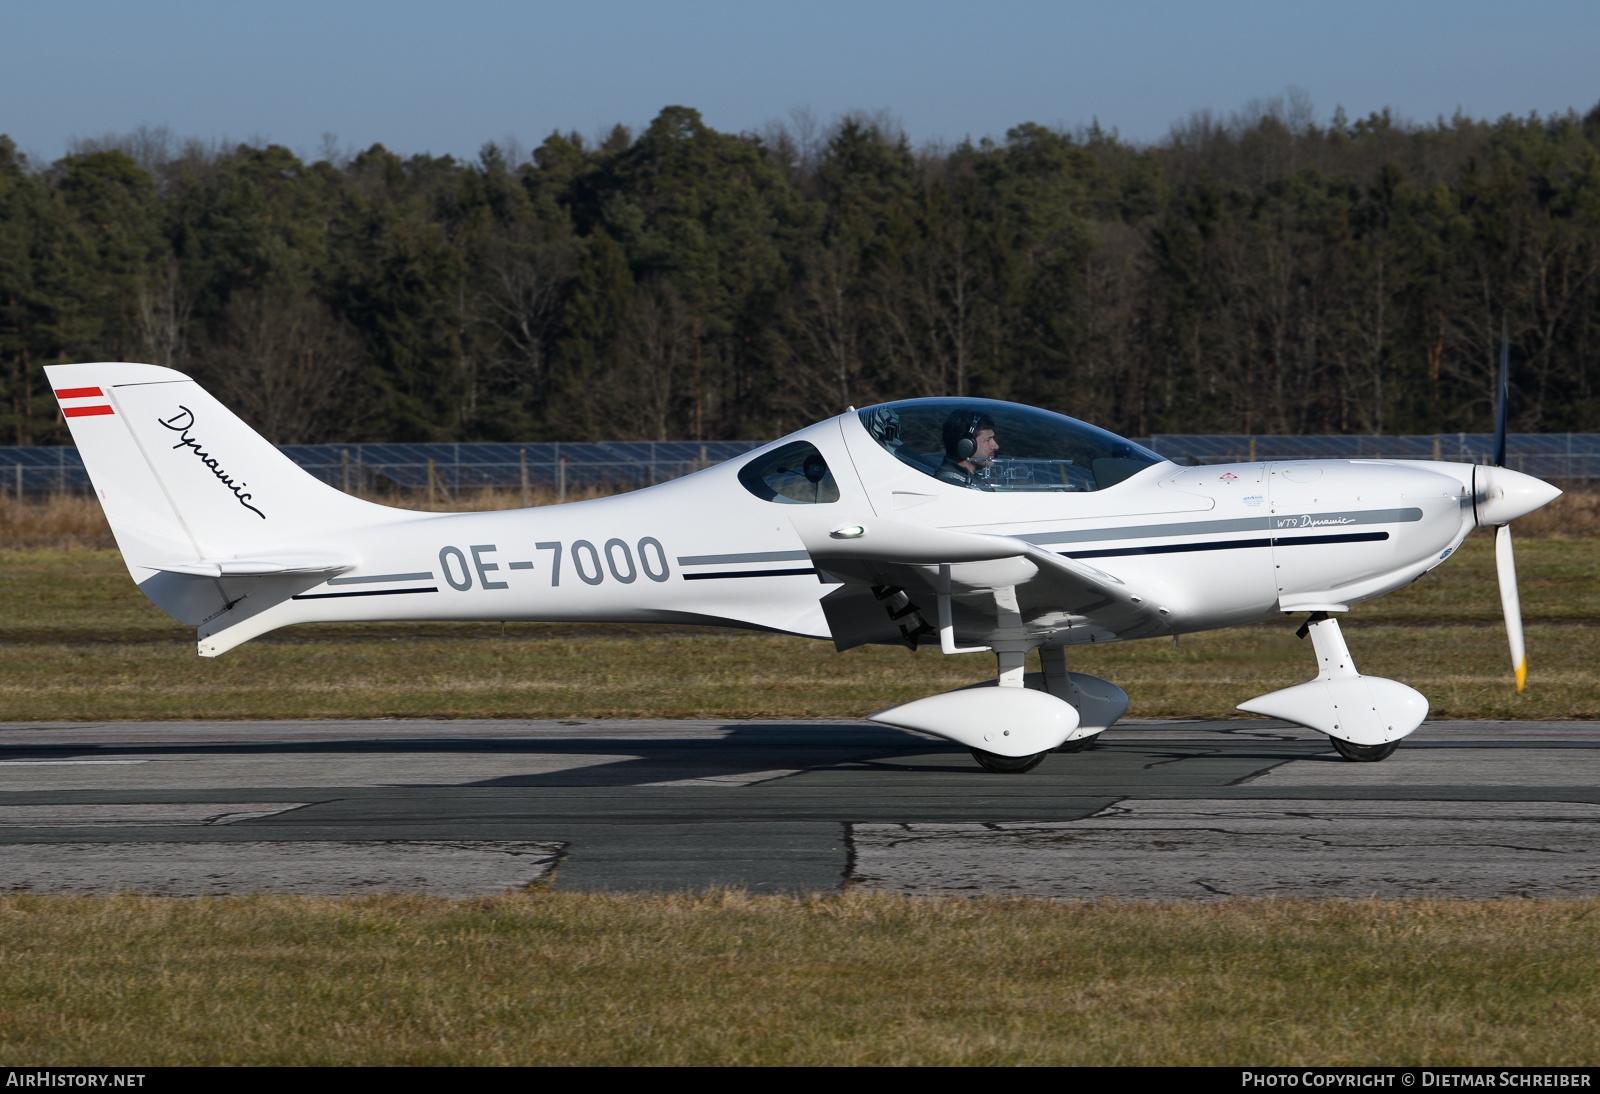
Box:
277, 441, 769, 496
1145, 434, 1600, 482
4, 434, 1598, 499
0, 440, 769, 498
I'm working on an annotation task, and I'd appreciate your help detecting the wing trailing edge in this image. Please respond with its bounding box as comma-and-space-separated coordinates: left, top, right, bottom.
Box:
788, 511, 1171, 648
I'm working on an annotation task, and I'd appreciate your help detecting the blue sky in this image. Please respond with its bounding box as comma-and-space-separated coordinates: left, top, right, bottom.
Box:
4, 0, 1598, 164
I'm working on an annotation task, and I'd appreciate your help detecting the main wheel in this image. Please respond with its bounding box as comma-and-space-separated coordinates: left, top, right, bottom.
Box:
970, 748, 1050, 774
1329, 737, 1400, 762
1054, 734, 1100, 754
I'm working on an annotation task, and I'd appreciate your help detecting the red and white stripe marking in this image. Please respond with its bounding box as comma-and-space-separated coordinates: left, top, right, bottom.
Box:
54, 386, 115, 418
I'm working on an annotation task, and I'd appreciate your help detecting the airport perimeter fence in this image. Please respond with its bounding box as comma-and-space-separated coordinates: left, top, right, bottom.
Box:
4, 433, 1599, 499
1145, 433, 1600, 481
0, 440, 770, 499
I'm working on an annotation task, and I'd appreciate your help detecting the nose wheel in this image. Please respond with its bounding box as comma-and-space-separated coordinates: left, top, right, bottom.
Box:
1329, 737, 1400, 762
969, 748, 1051, 773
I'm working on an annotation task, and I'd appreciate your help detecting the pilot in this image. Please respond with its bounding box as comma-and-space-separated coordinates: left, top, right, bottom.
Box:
936, 409, 998, 489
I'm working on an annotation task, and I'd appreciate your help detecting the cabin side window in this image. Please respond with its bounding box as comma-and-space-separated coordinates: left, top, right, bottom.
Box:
737, 442, 840, 504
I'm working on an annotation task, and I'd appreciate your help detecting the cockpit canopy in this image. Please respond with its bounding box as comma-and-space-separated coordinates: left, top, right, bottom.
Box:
857, 398, 1163, 492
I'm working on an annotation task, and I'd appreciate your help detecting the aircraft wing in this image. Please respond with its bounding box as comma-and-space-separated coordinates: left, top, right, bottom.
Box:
787, 511, 1172, 650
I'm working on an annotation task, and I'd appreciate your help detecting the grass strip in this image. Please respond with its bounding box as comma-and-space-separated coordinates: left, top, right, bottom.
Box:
0, 536, 1595, 721
6, 536, 1600, 640
0, 890, 1597, 1066
1, 623, 1597, 721
2, 538, 1598, 721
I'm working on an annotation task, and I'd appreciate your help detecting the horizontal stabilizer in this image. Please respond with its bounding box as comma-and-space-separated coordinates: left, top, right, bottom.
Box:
154, 554, 355, 578
869, 686, 1080, 757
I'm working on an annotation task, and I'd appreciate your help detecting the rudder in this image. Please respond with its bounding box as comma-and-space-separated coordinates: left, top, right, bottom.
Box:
47, 362, 380, 626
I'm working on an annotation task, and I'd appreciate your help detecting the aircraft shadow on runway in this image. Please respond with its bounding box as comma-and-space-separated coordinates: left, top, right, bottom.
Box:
0, 723, 1327, 788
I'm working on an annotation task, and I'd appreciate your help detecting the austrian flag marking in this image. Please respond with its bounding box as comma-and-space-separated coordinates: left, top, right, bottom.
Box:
55, 386, 115, 418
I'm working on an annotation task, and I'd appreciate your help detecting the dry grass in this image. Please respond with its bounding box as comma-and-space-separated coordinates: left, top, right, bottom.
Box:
2, 620, 1594, 721
4, 484, 1598, 550
0, 485, 621, 550
3, 498, 1597, 1067
1, 537, 1597, 721
0, 493, 117, 550
0, 890, 1597, 1066
1515, 485, 1600, 537
394, 483, 624, 512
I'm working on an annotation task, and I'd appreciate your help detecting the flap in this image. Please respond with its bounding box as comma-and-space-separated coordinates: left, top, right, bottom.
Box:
789, 511, 1170, 644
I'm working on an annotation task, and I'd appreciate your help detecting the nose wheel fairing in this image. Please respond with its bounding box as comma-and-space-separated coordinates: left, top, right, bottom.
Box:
1238, 615, 1428, 747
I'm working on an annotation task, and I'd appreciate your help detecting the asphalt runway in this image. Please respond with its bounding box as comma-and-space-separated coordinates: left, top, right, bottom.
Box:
1, 718, 1597, 899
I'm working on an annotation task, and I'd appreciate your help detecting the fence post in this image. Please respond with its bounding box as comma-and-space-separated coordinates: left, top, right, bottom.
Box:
14, 462, 20, 503
1433, 437, 1442, 461
427, 458, 436, 506
341, 448, 349, 493
1248, 437, 1256, 463
520, 448, 529, 507
559, 454, 568, 504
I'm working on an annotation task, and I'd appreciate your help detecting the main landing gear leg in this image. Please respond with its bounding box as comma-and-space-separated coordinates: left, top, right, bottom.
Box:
970, 643, 1055, 773
1039, 646, 1093, 753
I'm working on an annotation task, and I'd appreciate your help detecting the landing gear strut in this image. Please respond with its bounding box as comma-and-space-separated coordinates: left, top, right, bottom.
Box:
1239, 613, 1427, 763
869, 581, 1130, 774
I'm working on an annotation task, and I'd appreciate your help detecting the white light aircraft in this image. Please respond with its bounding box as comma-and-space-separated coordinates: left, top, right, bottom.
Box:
47, 361, 1560, 773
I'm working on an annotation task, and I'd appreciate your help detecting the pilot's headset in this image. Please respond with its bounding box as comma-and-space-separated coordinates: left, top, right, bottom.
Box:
950, 410, 985, 460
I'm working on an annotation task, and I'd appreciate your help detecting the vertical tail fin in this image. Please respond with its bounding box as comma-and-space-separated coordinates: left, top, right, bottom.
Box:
46, 362, 378, 626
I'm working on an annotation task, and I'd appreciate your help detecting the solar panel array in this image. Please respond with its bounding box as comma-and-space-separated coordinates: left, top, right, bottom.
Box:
1145, 434, 1600, 480
3, 434, 1597, 496
0, 440, 769, 496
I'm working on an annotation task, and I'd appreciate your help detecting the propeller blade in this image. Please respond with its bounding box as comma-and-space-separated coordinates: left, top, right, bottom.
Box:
1495, 523, 1526, 692
1491, 322, 1529, 692
1493, 318, 1509, 467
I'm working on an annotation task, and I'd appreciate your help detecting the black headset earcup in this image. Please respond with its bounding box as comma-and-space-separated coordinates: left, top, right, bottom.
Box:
955, 412, 981, 460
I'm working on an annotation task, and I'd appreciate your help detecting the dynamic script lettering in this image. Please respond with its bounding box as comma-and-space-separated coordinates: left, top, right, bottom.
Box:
157, 406, 266, 519
1276, 514, 1357, 529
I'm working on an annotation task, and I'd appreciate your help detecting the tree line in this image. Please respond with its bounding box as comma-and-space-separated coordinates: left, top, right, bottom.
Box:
4, 98, 1600, 447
